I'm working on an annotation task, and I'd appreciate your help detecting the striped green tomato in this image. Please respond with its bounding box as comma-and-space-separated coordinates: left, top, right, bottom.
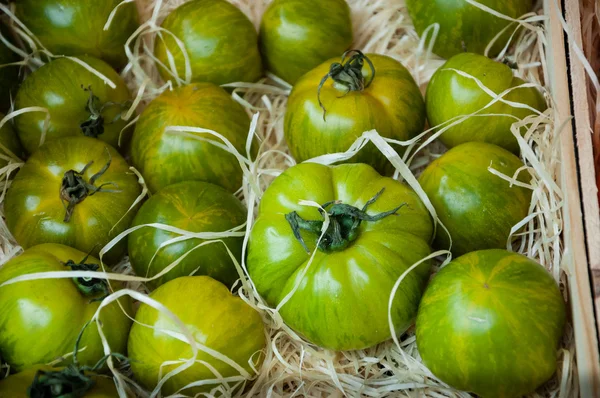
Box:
14, 56, 131, 155
418, 142, 531, 257
130, 83, 251, 193
128, 181, 247, 290
259, 0, 353, 84
284, 52, 425, 174
426, 53, 546, 153
407, 0, 534, 59
416, 249, 566, 398
247, 163, 433, 351
15, 0, 139, 68
128, 276, 266, 396
0, 244, 132, 373
155, 0, 262, 85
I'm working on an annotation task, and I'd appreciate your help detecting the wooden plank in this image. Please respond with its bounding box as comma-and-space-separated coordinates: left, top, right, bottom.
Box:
545, 0, 600, 395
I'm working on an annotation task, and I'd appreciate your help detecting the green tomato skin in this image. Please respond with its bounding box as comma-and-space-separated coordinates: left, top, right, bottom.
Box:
0, 366, 119, 397
426, 53, 546, 153
0, 26, 19, 112
4, 137, 141, 264
14, 56, 131, 155
128, 276, 266, 396
416, 249, 566, 398
130, 83, 251, 194
407, 0, 534, 59
248, 163, 433, 351
418, 142, 531, 257
128, 181, 247, 290
155, 0, 262, 85
14, 0, 139, 69
284, 54, 425, 174
259, 0, 353, 84
0, 112, 24, 171
0, 244, 133, 373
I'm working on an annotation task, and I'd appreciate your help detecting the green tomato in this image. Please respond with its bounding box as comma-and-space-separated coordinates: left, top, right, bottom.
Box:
5, 136, 141, 264
14, 0, 139, 69
416, 249, 566, 397
418, 142, 531, 257
128, 276, 266, 396
0, 25, 19, 112
284, 52, 425, 174
426, 53, 546, 153
130, 83, 251, 194
0, 244, 133, 373
0, 112, 24, 171
14, 56, 131, 155
155, 0, 262, 85
248, 163, 433, 351
407, 0, 534, 59
0, 366, 119, 397
128, 181, 247, 290
259, 0, 353, 84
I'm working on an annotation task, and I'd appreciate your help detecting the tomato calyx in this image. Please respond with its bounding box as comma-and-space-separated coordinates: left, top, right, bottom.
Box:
80, 86, 131, 139
286, 188, 405, 253
317, 50, 376, 120
64, 255, 109, 300
60, 148, 120, 223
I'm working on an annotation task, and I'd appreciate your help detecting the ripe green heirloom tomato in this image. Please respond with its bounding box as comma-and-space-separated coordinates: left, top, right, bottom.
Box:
128, 276, 266, 396
259, 0, 353, 84
15, 0, 139, 69
407, 0, 534, 59
248, 163, 433, 351
128, 181, 246, 290
130, 83, 251, 193
5, 136, 141, 264
0, 366, 119, 397
0, 112, 24, 171
418, 142, 531, 257
0, 244, 133, 373
155, 0, 262, 85
284, 52, 425, 174
426, 53, 546, 153
416, 249, 566, 397
14, 56, 131, 155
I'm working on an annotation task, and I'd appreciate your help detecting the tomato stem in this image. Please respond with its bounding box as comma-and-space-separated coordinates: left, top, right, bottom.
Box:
60, 148, 121, 223
286, 188, 405, 253
80, 85, 131, 139
317, 50, 376, 120
64, 253, 109, 300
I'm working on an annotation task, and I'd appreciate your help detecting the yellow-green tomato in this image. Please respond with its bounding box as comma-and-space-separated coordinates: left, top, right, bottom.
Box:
426, 53, 546, 153
155, 0, 262, 85
418, 142, 531, 256
259, 0, 353, 84
416, 249, 566, 397
128, 181, 247, 290
0, 244, 132, 373
284, 52, 425, 174
128, 276, 266, 397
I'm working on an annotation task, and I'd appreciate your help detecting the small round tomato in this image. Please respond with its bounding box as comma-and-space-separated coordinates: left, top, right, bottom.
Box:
128, 276, 266, 396
248, 163, 433, 351
407, 0, 535, 59
14, 56, 131, 155
416, 249, 566, 397
418, 142, 531, 257
128, 181, 247, 290
0, 366, 118, 397
0, 26, 19, 112
0, 244, 132, 373
5, 136, 141, 264
426, 53, 546, 153
155, 0, 262, 85
259, 0, 353, 84
14, 0, 139, 69
130, 83, 251, 194
284, 51, 425, 174
0, 112, 24, 171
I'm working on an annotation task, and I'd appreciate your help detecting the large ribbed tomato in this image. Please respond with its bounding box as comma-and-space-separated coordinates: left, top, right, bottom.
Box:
0, 244, 132, 373
14, 56, 131, 155
15, 0, 139, 68
284, 52, 425, 174
5, 137, 141, 263
248, 163, 433, 351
